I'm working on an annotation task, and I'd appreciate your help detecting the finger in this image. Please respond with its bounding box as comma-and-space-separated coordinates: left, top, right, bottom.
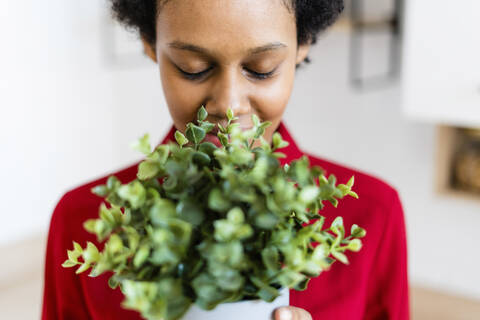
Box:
273, 306, 313, 320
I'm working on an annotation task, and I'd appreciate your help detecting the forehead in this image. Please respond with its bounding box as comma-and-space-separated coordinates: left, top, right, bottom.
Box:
156, 0, 296, 57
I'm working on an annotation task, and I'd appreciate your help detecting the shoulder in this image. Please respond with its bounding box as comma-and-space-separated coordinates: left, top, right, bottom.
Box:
303, 152, 404, 252
60, 161, 140, 210
290, 153, 408, 316
49, 162, 140, 238
305, 152, 400, 211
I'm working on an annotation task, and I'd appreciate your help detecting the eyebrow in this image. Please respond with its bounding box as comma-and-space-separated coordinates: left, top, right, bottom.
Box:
167, 41, 287, 56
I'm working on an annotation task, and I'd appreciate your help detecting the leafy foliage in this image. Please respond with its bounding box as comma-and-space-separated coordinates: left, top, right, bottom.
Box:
63, 106, 366, 320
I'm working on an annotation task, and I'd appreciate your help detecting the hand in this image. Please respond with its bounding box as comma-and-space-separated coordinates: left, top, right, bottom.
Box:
272, 306, 313, 320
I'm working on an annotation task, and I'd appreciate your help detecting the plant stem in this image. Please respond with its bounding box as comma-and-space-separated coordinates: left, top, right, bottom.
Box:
248, 139, 255, 150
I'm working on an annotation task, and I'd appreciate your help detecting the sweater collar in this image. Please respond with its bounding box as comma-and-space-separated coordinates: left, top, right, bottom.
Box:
157, 120, 304, 165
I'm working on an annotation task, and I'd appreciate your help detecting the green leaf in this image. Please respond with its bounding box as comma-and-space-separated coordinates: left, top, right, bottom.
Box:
254, 212, 279, 229
117, 181, 146, 209
62, 260, 77, 268
227, 207, 244, 224
176, 199, 205, 226
154, 144, 170, 164
277, 269, 307, 288
73, 241, 83, 253
348, 191, 359, 199
99, 203, 115, 225
150, 199, 177, 227
261, 246, 280, 271
216, 209, 253, 241
67, 250, 80, 263
108, 276, 120, 289
134, 243, 150, 268
226, 122, 240, 134
200, 121, 215, 133
226, 108, 234, 121
218, 123, 226, 133
75, 263, 91, 274
229, 147, 253, 165
254, 126, 266, 139
251, 114, 260, 127
217, 132, 229, 147
192, 151, 211, 167
329, 197, 339, 208
337, 184, 349, 195
137, 161, 159, 180
272, 132, 289, 150
83, 219, 100, 236
347, 175, 355, 187
293, 277, 310, 291
91, 185, 108, 197
107, 234, 123, 253
299, 186, 320, 204
174, 131, 188, 147
347, 239, 362, 252
331, 216, 344, 229
131, 133, 151, 155
89, 261, 109, 277
106, 176, 120, 190
83, 242, 100, 263
197, 105, 208, 121
257, 285, 279, 302
331, 250, 349, 264
272, 152, 287, 159
351, 224, 366, 238
198, 142, 217, 156
185, 125, 206, 144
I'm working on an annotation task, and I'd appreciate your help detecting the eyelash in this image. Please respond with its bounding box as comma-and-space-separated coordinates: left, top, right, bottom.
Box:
177, 66, 276, 81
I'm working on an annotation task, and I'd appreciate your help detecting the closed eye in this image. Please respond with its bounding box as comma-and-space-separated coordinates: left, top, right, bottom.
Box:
175, 65, 213, 80
246, 68, 276, 80
175, 65, 276, 81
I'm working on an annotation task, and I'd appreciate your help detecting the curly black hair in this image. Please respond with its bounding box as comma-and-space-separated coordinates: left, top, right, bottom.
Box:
108, 0, 344, 65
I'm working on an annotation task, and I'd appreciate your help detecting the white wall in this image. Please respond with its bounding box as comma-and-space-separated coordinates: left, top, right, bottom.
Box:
0, 1, 171, 244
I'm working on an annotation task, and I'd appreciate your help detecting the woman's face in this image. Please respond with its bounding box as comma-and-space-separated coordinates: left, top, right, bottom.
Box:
144, 0, 310, 147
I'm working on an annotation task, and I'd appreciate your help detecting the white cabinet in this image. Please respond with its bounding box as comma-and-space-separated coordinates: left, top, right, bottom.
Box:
402, 0, 480, 127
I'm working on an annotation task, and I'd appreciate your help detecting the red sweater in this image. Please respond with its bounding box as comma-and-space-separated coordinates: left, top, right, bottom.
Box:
42, 121, 410, 319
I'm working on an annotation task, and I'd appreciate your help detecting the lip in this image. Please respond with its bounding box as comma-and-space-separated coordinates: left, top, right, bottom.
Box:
204, 132, 222, 147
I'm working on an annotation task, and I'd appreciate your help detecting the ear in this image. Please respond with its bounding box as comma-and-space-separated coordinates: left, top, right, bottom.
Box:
141, 37, 157, 63
295, 42, 311, 65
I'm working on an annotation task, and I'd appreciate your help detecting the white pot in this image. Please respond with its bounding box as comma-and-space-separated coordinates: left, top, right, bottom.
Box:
181, 288, 290, 320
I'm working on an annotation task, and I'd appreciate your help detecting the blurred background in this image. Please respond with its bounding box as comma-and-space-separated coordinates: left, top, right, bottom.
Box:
1, 0, 479, 318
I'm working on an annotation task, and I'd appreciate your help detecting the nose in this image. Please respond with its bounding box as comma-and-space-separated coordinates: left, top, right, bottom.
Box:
204, 68, 251, 119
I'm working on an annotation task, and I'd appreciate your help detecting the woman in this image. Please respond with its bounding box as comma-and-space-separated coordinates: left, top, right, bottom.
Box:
42, 0, 410, 319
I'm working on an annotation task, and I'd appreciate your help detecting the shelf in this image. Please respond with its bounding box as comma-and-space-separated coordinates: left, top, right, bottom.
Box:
435, 125, 480, 202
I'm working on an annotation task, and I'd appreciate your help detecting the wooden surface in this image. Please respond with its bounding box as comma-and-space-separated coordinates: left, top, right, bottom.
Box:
435, 125, 480, 204
411, 286, 480, 319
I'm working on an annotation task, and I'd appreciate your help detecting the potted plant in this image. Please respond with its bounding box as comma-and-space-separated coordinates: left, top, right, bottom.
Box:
62, 106, 366, 320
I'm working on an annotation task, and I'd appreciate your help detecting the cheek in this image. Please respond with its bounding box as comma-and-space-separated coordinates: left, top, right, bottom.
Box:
251, 64, 295, 121
159, 63, 204, 130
